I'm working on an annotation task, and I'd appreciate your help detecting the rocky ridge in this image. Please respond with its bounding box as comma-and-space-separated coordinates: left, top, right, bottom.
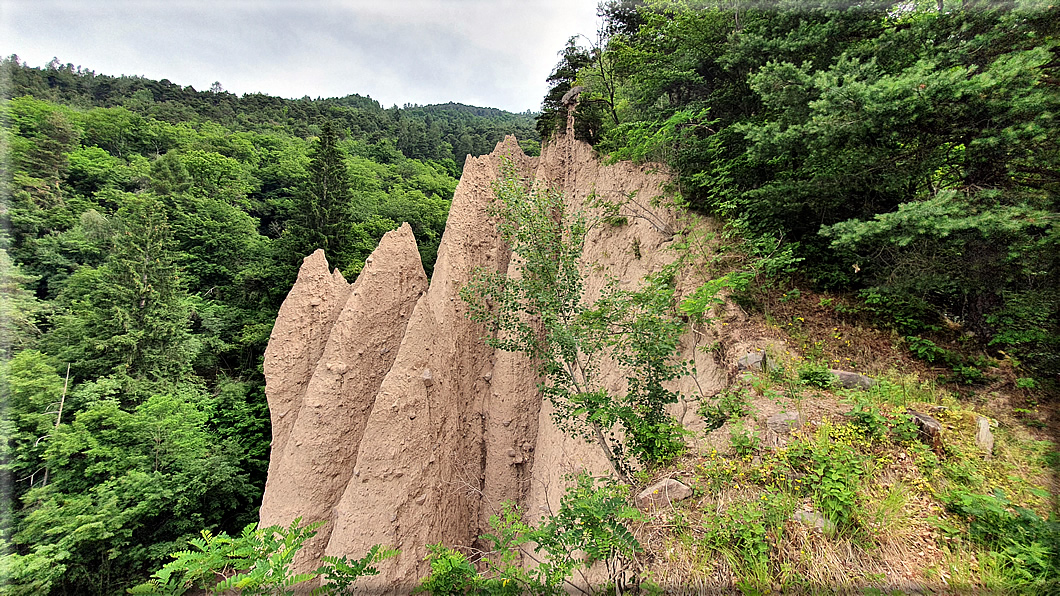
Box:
259, 126, 729, 590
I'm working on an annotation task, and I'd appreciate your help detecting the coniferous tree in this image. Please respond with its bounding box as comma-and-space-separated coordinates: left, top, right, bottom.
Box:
45, 194, 193, 382
537, 38, 594, 141
284, 120, 356, 272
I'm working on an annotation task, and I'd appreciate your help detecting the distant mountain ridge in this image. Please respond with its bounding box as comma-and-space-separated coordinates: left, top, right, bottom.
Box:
1, 55, 541, 163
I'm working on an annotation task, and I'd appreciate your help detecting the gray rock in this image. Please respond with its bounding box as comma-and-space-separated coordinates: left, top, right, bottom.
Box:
766, 411, 801, 435
793, 510, 836, 534
561, 85, 585, 105
738, 351, 767, 371
636, 478, 693, 510
976, 416, 995, 455
829, 369, 876, 390
908, 410, 944, 451
793, 510, 835, 534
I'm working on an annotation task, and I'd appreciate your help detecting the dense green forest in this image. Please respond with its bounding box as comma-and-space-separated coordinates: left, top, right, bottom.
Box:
547, 0, 1059, 377
3, 0, 1059, 591
0, 57, 538, 594
2, 57, 540, 162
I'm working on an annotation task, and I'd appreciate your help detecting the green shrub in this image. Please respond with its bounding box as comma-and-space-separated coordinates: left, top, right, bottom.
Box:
905, 336, 950, 364
129, 519, 395, 596
945, 490, 1060, 590
785, 438, 863, 532
847, 398, 889, 442
702, 493, 793, 582
730, 421, 760, 457
700, 386, 751, 430
128, 518, 325, 595
414, 545, 485, 596
417, 473, 641, 595
317, 545, 399, 595
798, 362, 834, 389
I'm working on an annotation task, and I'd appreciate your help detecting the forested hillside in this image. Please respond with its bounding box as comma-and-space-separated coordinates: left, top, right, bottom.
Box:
2, 57, 541, 162
2, 0, 1059, 592
548, 0, 1059, 377
0, 58, 538, 593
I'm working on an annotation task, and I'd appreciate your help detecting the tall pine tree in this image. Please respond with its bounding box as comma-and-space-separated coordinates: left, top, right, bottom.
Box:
284, 120, 356, 272
44, 194, 193, 383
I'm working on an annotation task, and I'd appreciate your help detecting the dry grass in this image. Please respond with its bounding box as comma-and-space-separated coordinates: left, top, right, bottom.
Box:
628, 338, 1057, 593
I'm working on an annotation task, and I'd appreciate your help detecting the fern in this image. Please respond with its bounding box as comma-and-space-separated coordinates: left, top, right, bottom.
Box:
314, 545, 398, 595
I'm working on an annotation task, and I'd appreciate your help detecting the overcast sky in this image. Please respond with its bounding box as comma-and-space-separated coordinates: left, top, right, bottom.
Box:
1, 0, 602, 113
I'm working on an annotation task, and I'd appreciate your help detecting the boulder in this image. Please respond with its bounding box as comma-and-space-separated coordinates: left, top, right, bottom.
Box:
766, 411, 801, 435
829, 369, 876, 390
976, 416, 995, 455
636, 479, 694, 510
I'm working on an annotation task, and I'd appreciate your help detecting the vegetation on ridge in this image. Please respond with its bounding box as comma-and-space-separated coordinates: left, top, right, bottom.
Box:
0, 61, 534, 593
3, 0, 1059, 592
547, 0, 1059, 377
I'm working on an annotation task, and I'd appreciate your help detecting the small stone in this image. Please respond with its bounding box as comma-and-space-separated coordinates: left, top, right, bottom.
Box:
737, 351, 767, 371
829, 369, 876, 390
793, 510, 835, 534
513, 456, 524, 464
766, 411, 801, 435
976, 416, 995, 455
326, 361, 348, 374
421, 369, 434, 387
309, 297, 322, 306
636, 479, 693, 510
908, 410, 944, 452
416, 494, 427, 505
483, 371, 493, 382
507, 449, 517, 458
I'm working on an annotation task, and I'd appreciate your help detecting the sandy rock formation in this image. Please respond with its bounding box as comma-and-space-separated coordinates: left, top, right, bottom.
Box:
262, 250, 351, 462
320, 138, 541, 590
524, 115, 725, 541
260, 127, 727, 590
259, 224, 427, 575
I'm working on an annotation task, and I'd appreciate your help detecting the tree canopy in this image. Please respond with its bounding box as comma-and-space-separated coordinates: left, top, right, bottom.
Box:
547, 0, 1059, 375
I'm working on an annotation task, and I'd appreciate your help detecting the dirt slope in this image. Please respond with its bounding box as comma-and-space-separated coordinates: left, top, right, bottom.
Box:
260, 125, 727, 590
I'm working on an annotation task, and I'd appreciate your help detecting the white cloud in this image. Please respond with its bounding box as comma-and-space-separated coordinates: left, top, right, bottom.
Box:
1, 0, 601, 112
